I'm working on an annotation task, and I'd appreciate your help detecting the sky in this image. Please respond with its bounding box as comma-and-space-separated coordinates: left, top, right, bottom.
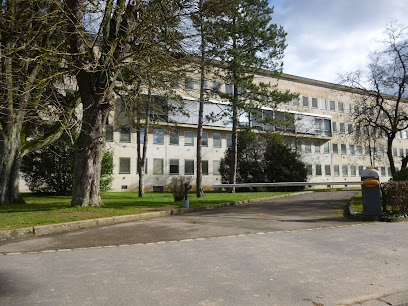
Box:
271, 0, 408, 83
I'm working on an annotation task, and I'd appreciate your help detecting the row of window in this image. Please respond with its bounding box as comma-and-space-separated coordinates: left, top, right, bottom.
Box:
306, 164, 391, 177
184, 77, 234, 94
119, 158, 221, 176
107, 126, 233, 148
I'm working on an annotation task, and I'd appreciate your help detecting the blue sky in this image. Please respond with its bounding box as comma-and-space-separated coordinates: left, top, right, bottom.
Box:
271, 0, 408, 83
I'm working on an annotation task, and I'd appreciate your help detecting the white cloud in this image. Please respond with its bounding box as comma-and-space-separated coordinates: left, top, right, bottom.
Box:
272, 0, 408, 83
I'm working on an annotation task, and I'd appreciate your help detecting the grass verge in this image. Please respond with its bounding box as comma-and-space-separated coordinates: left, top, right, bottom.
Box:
0, 191, 299, 230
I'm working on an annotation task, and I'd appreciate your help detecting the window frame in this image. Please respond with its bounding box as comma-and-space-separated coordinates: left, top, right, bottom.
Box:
184, 131, 194, 146
119, 157, 131, 174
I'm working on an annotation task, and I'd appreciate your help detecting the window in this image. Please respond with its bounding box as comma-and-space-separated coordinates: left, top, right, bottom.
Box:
400, 148, 404, 157
138, 128, 145, 144
153, 159, 163, 174
332, 122, 337, 133
213, 160, 220, 175
225, 83, 233, 94
381, 167, 386, 176
339, 123, 345, 133
341, 144, 347, 155
358, 166, 364, 176
302, 96, 309, 107
226, 134, 232, 148
333, 143, 338, 154
354, 104, 359, 114
323, 142, 330, 153
184, 160, 194, 175
292, 98, 299, 106
349, 144, 355, 156
106, 125, 113, 142
296, 139, 302, 152
185, 77, 194, 91
357, 145, 362, 156
350, 165, 356, 177
284, 138, 292, 150
312, 97, 318, 108
365, 146, 370, 156
314, 141, 320, 153
201, 132, 208, 147
338, 101, 344, 112
334, 165, 340, 177
119, 157, 131, 174
355, 124, 360, 135
212, 80, 221, 91
315, 164, 322, 176
198, 79, 208, 90
325, 165, 331, 176
346, 102, 351, 113
213, 133, 222, 148
120, 127, 131, 142
342, 165, 348, 177
320, 98, 327, 110
202, 160, 208, 175
379, 147, 385, 156
329, 100, 335, 111
348, 124, 353, 134
169, 159, 179, 174
306, 164, 312, 176
169, 130, 179, 145
305, 141, 311, 153
184, 131, 194, 146
388, 167, 392, 177
153, 129, 164, 144
393, 148, 397, 157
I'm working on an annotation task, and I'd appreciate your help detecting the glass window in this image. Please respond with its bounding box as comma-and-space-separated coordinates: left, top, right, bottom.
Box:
358, 166, 364, 176
213, 133, 222, 148
106, 125, 113, 142
381, 167, 386, 177
169, 130, 179, 145
323, 142, 330, 154
365, 146, 370, 155
201, 132, 208, 147
341, 144, 347, 155
338, 101, 344, 112
138, 128, 145, 144
357, 145, 362, 155
325, 165, 331, 176
388, 167, 392, 177
198, 79, 208, 90
314, 141, 320, 153
292, 98, 299, 106
393, 148, 397, 157
296, 139, 302, 152
316, 165, 322, 176
302, 96, 309, 107
184, 160, 194, 175
339, 123, 345, 133
320, 98, 327, 110
306, 164, 312, 176
333, 143, 338, 154
153, 129, 164, 144
342, 165, 348, 177
329, 100, 335, 111
354, 104, 359, 114
169, 159, 179, 174
305, 141, 311, 153
153, 159, 163, 174
119, 157, 131, 174
184, 131, 194, 146
225, 83, 233, 94
346, 102, 351, 113
348, 124, 353, 134
213, 160, 220, 175
185, 77, 194, 91
202, 160, 208, 175
355, 124, 360, 135
120, 127, 131, 142
350, 165, 356, 177
312, 97, 318, 108
334, 165, 340, 177
284, 138, 292, 150
349, 145, 355, 155
226, 134, 232, 148
212, 80, 221, 91
400, 148, 404, 157
332, 122, 337, 133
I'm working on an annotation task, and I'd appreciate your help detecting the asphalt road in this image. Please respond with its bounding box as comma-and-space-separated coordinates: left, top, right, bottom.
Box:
2, 190, 408, 305
0, 190, 360, 252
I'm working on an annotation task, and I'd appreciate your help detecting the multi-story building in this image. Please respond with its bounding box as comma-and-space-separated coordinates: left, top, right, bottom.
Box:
104, 71, 408, 192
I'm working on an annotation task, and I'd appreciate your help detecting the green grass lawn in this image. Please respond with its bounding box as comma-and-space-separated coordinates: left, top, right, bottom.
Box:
0, 191, 299, 230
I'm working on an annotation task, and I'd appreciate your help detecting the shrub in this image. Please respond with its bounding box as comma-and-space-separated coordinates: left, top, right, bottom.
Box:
382, 181, 408, 213
168, 176, 192, 201
393, 168, 408, 181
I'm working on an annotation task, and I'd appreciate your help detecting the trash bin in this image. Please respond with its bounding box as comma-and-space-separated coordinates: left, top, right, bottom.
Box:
361, 168, 382, 216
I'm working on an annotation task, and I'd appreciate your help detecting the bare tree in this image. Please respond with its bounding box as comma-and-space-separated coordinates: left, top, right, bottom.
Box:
341, 22, 408, 178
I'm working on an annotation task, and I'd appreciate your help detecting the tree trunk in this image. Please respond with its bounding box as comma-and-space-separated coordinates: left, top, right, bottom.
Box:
387, 136, 397, 178
229, 102, 238, 193
137, 91, 150, 198
0, 124, 24, 204
71, 97, 109, 207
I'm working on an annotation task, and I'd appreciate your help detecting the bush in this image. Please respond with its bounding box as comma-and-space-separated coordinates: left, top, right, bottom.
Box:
393, 168, 408, 181
168, 176, 192, 201
382, 181, 408, 213
21, 136, 114, 195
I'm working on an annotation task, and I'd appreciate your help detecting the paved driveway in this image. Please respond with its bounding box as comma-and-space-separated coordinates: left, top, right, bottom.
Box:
0, 190, 360, 253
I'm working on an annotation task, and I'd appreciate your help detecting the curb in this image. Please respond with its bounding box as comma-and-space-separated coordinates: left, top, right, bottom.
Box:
0, 191, 313, 241
350, 289, 408, 305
